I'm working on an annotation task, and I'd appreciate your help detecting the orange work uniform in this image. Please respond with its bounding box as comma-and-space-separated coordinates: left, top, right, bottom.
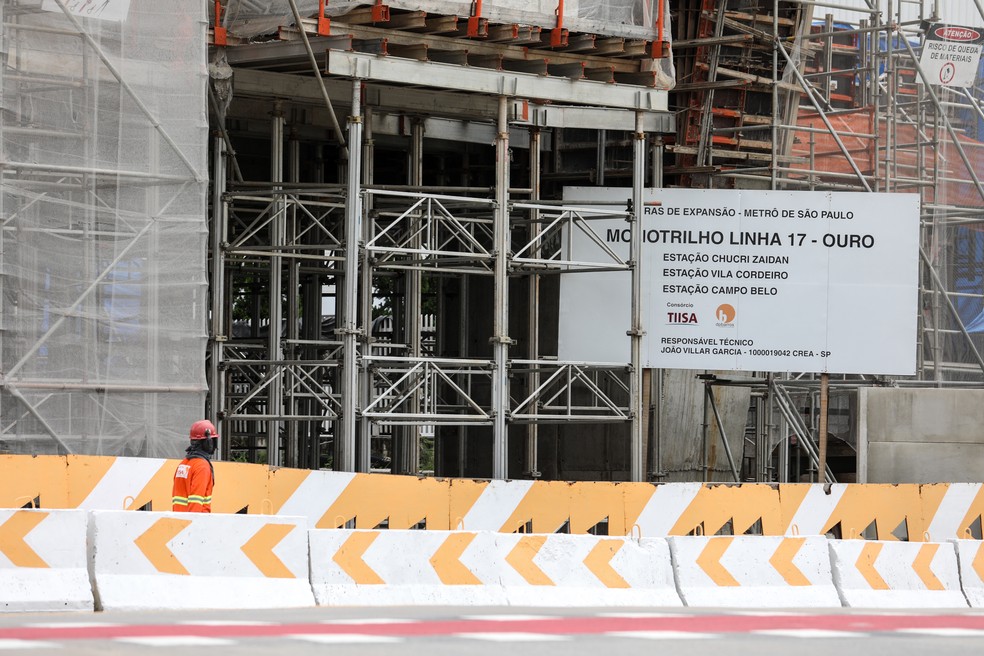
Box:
172, 457, 214, 512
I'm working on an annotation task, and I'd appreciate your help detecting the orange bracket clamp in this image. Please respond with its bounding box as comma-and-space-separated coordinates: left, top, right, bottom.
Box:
213, 0, 227, 46
467, 0, 484, 37
318, 0, 331, 35
653, 0, 669, 58
371, 0, 390, 23
551, 0, 568, 48
318, 0, 331, 36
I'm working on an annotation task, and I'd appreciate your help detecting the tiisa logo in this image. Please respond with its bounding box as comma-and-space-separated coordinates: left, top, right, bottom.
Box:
715, 303, 736, 326
934, 26, 981, 41
667, 311, 698, 324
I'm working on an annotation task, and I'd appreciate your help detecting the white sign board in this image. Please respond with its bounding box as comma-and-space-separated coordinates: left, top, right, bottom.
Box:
557, 189, 919, 375
43, 0, 131, 23
918, 23, 984, 87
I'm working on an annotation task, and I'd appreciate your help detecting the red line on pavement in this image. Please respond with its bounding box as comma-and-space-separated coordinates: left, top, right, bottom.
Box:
3, 614, 984, 642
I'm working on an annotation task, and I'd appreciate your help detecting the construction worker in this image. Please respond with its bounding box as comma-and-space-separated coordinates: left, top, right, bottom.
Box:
172, 419, 217, 512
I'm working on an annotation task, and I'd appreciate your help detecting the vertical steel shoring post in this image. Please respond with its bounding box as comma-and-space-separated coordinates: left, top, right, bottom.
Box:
818, 373, 829, 484
629, 112, 646, 482
823, 14, 834, 105
357, 107, 374, 473
526, 127, 542, 478
926, 55, 943, 384
859, 19, 869, 109
491, 97, 511, 479
780, 417, 790, 482
771, 0, 779, 190
771, 0, 785, 481
885, 0, 895, 192
339, 80, 364, 473
756, 394, 767, 482
649, 137, 664, 481
285, 133, 300, 467
871, 10, 882, 191
459, 275, 470, 477
268, 107, 285, 467
706, 384, 740, 482
402, 118, 424, 474
210, 136, 227, 457
596, 129, 606, 186
0, 1, 4, 403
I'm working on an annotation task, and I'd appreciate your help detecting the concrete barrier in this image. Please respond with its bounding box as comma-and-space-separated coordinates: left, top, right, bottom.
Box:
829, 540, 967, 608
952, 539, 984, 607
310, 529, 507, 606
668, 535, 841, 608
0, 509, 92, 612
310, 529, 680, 607
88, 511, 314, 610
498, 534, 680, 606
6, 455, 984, 548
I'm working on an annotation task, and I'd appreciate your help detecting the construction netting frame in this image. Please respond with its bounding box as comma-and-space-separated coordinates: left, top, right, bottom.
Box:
0, 1, 208, 457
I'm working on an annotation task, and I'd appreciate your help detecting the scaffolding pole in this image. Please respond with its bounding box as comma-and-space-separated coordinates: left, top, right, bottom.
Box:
492, 96, 511, 479
339, 79, 364, 473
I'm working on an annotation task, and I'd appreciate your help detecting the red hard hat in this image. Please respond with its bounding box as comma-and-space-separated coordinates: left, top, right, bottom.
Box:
190, 419, 219, 440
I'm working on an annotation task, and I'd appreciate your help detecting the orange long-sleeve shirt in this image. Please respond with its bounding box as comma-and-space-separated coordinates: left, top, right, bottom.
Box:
172, 457, 214, 512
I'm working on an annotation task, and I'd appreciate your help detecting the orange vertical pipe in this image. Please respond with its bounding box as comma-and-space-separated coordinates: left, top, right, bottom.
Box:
467, 0, 484, 37
318, 0, 331, 35
213, 0, 227, 45
657, 0, 664, 50
551, 0, 567, 47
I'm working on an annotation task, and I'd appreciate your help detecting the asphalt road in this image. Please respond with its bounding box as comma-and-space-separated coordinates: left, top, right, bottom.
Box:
1, 606, 984, 655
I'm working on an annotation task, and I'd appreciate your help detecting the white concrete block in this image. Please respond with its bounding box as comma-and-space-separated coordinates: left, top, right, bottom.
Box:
89, 511, 314, 610
829, 540, 967, 608
669, 535, 841, 608
952, 539, 984, 607
0, 509, 92, 612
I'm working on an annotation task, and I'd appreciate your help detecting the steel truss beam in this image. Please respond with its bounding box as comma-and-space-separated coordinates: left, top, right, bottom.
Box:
510, 361, 630, 423
224, 191, 346, 259
363, 356, 492, 425
511, 202, 632, 272
366, 190, 496, 273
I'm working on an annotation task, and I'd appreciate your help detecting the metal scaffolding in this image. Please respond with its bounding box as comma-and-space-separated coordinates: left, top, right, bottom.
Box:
210, 14, 674, 479
671, 0, 984, 483
3, 0, 981, 483
205, 0, 984, 483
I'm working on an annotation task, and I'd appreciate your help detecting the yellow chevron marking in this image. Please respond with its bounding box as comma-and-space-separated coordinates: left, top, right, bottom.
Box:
696, 538, 740, 587
912, 543, 945, 591
973, 542, 984, 584
134, 518, 191, 575
505, 536, 554, 586
429, 533, 482, 585
332, 532, 385, 584
769, 537, 811, 587
583, 540, 630, 588
855, 542, 890, 590
0, 511, 49, 568
241, 523, 296, 579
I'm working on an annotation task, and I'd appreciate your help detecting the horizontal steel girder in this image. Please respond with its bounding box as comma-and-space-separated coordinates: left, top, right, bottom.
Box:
326, 50, 668, 112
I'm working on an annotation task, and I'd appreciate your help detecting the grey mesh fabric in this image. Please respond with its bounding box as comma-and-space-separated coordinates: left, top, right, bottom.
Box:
1, 1, 208, 457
